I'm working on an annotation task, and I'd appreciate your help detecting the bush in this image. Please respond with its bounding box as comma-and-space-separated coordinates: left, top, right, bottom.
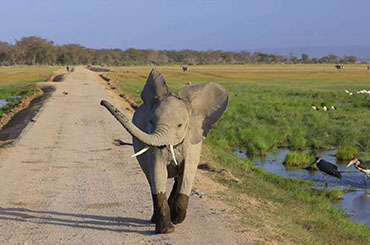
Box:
336, 146, 359, 160
284, 151, 315, 167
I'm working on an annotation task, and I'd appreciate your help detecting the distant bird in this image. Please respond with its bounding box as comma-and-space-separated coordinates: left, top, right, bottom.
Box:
330, 105, 337, 110
345, 90, 350, 94
63, 91, 68, 95
312, 105, 319, 111
349, 92, 353, 96
323, 106, 328, 111
347, 158, 370, 188
309, 157, 342, 187
357, 89, 369, 94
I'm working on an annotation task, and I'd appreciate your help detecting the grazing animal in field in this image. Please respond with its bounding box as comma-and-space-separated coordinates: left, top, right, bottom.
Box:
309, 157, 342, 187
66, 66, 70, 72
347, 158, 370, 188
335, 65, 344, 70
101, 69, 228, 234
367, 66, 370, 70
182, 66, 189, 72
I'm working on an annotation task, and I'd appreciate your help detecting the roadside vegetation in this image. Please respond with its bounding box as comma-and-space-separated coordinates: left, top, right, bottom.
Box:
107, 64, 370, 244
0, 66, 58, 116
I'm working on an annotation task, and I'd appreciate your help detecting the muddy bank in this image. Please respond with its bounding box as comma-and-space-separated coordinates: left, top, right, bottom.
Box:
52, 74, 65, 82
0, 86, 55, 142
99, 74, 110, 82
97, 72, 139, 110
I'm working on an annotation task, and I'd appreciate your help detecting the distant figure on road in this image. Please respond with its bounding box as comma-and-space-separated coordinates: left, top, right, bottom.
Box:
67, 66, 70, 72
367, 66, 370, 70
182, 66, 189, 72
335, 65, 344, 70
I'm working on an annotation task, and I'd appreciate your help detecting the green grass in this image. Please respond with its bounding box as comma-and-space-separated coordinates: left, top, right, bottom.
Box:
361, 152, 370, 161
284, 151, 315, 167
336, 146, 360, 160
0, 66, 59, 116
107, 64, 370, 244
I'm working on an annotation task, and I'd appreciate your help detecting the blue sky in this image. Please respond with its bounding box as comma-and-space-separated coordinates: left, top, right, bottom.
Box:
1, 0, 369, 54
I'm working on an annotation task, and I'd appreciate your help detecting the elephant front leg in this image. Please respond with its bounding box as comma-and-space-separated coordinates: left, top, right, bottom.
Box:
150, 153, 174, 233
171, 143, 201, 224
153, 192, 174, 234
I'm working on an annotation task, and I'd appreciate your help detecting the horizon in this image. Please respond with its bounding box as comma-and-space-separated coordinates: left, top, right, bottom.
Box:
1, 0, 370, 59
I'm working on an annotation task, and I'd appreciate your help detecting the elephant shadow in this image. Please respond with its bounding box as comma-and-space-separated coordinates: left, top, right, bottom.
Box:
0, 207, 154, 235
113, 139, 133, 146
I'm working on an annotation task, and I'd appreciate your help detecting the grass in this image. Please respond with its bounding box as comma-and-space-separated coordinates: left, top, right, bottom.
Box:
0, 66, 59, 116
107, 64, 370, 244
362, 152, 370, 161
284, 151, 315, 167
336, 146, 360, 160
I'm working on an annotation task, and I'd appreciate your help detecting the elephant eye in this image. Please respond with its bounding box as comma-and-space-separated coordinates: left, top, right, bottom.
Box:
177, 123, 183, 128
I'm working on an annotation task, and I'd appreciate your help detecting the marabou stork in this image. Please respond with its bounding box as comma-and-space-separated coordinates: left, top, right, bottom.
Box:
310, 157, 342, 187
347, 158, 370, 188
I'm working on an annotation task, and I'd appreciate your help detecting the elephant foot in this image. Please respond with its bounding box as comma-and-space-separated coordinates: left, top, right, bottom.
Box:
171, 194, 189, 224
154, 192, 174, 234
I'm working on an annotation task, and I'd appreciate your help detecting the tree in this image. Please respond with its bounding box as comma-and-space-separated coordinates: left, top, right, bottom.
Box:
301, 53, 310, 63
340, 56, 357, 64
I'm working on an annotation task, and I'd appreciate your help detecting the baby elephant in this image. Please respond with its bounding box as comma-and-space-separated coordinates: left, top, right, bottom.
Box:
101, 69, 228, 234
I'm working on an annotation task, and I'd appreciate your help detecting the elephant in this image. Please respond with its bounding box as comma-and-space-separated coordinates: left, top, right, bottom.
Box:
100, 69, 228, 234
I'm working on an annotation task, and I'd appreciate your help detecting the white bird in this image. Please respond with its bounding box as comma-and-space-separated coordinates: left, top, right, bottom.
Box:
345, 90, 350, 94
312, 106, 319, 111
330, 105, 337, 110
349, 92, 353, 96
323, 106, 328, 111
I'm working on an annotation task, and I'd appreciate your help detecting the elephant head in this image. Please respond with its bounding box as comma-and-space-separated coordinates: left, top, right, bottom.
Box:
101, 69, 228, 156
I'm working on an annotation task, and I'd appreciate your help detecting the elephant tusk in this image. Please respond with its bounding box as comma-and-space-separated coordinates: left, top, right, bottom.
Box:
131, 146, 150, 157
169, 145, 178, 165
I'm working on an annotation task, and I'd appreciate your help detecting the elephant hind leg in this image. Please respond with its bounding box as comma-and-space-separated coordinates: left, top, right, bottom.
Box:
168, 177, 180, 208
171, 193, 189, 224
151, 193, 158, 223
154, 192, 174, 234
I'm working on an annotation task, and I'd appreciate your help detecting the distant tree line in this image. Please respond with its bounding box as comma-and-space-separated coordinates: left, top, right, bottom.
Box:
0, 36, 359, 66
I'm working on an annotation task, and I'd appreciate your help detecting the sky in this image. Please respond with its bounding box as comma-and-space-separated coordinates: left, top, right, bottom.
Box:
1, 0, 370, 57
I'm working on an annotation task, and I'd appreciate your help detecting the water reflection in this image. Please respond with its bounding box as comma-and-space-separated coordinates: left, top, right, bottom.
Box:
234, 148, 370, 226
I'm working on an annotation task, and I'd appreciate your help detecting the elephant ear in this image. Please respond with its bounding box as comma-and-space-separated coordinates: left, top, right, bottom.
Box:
141, 69, 169, 109
179, 82, 228, 144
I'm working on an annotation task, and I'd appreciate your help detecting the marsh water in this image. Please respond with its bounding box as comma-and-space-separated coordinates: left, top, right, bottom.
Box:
234, 149, 370, 226
0, 96, 22, 109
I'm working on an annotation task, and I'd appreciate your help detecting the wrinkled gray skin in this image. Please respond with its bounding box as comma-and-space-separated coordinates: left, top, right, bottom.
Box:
101, 69, 228, 234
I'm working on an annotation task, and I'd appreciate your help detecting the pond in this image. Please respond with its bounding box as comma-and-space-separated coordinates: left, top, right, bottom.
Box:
234, 149, 370, 226
0, 96, 22, 109
0, 99, 8, 108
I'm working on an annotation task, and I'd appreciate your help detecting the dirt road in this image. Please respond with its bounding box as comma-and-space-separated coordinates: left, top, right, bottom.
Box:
0, 68, 248, 244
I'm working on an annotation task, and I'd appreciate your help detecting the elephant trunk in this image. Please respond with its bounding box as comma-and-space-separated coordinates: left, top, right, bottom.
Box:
101, 100, 169, 147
